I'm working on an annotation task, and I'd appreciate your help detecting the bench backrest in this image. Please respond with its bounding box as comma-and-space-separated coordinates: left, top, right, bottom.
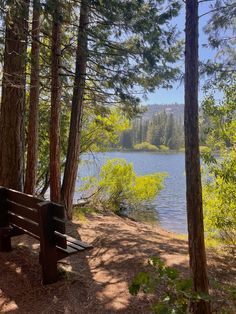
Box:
0, 187, 67, 249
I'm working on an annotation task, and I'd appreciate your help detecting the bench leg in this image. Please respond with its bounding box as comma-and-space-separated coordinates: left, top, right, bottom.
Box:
40, 250, 58, 285
0, 232, 12, 252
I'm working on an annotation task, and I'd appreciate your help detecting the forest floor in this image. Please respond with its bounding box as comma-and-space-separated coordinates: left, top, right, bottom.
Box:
0, 213, 235, 314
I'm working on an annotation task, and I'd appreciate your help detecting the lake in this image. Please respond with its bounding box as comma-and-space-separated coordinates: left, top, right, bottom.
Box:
76, 151, 187, 234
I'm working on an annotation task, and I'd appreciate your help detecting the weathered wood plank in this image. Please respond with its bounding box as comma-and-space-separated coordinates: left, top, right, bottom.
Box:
52, 217, 66, 234
7, 201, 39, 222
56, 245, 78, 260
66, 241, 85, 251
54, 231, 67, 249
66, 235, 92, 249
7, 189, 43, 210
8, 212, 39, 237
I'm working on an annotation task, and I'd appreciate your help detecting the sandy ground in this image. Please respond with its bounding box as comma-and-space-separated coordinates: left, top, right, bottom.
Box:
0, 213, 235, 314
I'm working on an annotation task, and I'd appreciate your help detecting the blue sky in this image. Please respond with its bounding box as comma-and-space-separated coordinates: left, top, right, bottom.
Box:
145, 2, 217, 105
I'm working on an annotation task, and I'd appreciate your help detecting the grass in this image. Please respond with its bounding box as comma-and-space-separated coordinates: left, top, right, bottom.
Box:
73, 205, 96, 222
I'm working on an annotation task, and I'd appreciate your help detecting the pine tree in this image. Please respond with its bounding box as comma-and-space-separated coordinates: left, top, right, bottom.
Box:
25, 0, 41, 195
203, 0, 236, 83
185, 0, 211, 312
50, 0, 62, 202
0, 0, 29, 191
61, 0, 89, 218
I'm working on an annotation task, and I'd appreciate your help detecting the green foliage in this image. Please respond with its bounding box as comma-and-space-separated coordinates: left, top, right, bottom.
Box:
81, 158, 167, 212
133, 142, 159, 152
202, 82, 236, 251
199, 146, 211, 155
202, 1, 236, 83
159, 145, 169, 152
203, 150, 236, 249
90, 0, 182, 111
129, 257, 210, 314
23, 0, 182, 196
36, 102, 130, 194
81, 107, 130, 153
202, 83, 236, 151
73, 206, 96, 222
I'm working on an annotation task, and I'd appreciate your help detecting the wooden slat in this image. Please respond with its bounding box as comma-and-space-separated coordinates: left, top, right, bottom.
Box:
63, 245, 78, 254
56, 245, 77, 260
66, 235, 92, 249
54, 231, 67, 249
52, 217, 66, 234
66, 241, 85, 251
7, 189, 42, 210
7, 201, 39, 222
8, 213, 39, 237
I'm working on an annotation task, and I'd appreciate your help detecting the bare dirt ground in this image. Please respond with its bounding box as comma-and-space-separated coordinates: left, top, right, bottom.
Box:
0, 213, 235, 314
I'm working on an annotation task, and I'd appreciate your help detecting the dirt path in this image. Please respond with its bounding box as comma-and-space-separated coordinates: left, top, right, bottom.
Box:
0, 213, 235, 313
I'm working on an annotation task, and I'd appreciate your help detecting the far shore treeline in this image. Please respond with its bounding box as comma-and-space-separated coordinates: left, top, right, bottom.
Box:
112, 103, 212, 151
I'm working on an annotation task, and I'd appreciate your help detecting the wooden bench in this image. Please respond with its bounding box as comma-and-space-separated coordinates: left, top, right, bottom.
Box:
0, 187, 92, 284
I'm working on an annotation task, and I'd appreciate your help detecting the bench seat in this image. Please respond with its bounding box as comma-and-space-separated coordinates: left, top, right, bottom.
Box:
0, 187, 92, 284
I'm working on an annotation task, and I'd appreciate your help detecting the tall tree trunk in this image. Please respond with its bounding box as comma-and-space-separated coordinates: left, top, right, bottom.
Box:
24, 0, 41, 195
185, 1, 211, 313
61, 0, 89, 219
0, 0, 29, 191
50, 2, 62, 202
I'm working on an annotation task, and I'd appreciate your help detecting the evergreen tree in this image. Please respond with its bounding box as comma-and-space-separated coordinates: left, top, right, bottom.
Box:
25, 0, 41, 195
164, 113, 175, 147
202, 0, 236, 83
185, 0, 211, 312
0, 0, 29, 191
61, 0, 89, 218
49, 0, 62, 203
120, 130, 133, 149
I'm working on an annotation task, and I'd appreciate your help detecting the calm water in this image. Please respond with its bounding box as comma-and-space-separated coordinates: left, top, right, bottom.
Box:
76, 152, 187, 234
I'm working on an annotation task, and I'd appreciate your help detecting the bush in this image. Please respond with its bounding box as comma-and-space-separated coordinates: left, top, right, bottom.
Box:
159, 145, 169, 152
203, 150, 236, 251
199, 146, 211, 154
129, 257, 210, 313
201, 82, 236, 252
133, 142, 159, 151
81, 158, 167, 212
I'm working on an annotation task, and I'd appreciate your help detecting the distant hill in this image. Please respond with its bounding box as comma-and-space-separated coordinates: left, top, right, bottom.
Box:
141, 104, 184, 120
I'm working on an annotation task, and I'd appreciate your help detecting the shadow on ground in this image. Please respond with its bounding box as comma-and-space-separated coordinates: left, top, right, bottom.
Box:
0, 214, 235, 313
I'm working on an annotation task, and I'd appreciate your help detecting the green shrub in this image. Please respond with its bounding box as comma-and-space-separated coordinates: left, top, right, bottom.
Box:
199, 146, 211, 154
129, 257, 210, 314
159, 145, 169, 151
81, 158, 167, 212
133, 142, 159, 151
203, 150, 236, 250
201, 83, 236, 252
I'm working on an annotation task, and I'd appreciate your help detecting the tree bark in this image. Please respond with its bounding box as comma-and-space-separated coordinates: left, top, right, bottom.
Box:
185, 1, 211, 313
50, 2, 62, 202
61, 0, 89, 219
0, 0, 29, 191
24, 0, 41, 195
